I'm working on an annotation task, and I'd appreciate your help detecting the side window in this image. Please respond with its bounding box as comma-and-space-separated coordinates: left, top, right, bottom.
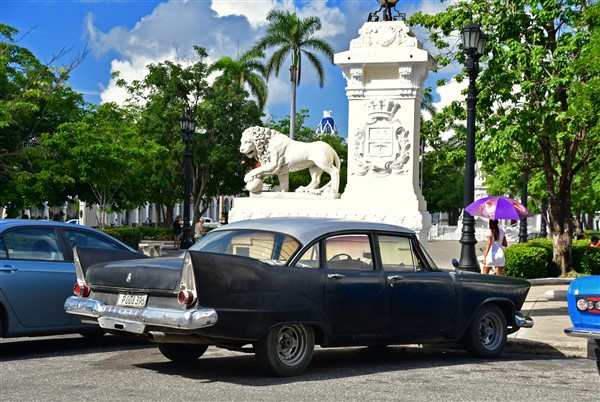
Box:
378, 235, 418, 272
325, 234, 373, 271
0, 238, 7, 259
63, 229, 124, 251
3, 228, 65, 261
294, 243, 320, 268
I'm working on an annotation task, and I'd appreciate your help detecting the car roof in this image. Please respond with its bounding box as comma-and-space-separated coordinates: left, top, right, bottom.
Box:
0, 219, 134, 250
211, 217, 414, 245
0, 219, 83, 230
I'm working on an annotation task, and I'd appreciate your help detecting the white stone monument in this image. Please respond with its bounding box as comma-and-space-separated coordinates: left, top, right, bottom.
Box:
229, 19, 436, 242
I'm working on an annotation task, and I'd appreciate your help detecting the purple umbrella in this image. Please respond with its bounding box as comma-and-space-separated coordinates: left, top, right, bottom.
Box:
464, 196, 532, 220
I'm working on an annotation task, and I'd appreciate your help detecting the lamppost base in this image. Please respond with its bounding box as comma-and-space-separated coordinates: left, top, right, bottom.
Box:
458, 214, 480, 273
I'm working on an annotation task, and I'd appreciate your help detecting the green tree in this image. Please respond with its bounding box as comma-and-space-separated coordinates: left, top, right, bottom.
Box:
409, 0, 600, 275
253, 10, 334, 140
18, 103, 160, 227
0, 23, 88, 212
116, 46, 210, 226
207, 48, 268, 110
118, 46, 263, 225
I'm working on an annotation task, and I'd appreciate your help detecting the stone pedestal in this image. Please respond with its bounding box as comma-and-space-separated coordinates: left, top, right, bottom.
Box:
230, 20, 435, 243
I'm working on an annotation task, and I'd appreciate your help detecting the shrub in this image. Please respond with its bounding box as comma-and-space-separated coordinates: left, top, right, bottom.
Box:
101, 226, 143, 249
504, 244, 548, 279
572, 243, 600, 275
523, 238, 555, 276
100, 226, 173, 249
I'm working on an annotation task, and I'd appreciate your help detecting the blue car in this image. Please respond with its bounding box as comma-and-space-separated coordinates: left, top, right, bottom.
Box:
0, 219, 137, 339
565, 276, 600, 374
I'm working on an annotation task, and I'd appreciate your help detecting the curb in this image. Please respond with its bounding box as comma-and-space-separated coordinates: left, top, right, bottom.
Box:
528, 278, 574, 286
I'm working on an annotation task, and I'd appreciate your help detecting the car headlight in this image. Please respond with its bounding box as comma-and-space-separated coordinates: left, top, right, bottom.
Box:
576, 297, 600, 313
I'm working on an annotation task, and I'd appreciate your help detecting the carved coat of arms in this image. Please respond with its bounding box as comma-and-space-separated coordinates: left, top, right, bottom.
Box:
353, 99, 411, 177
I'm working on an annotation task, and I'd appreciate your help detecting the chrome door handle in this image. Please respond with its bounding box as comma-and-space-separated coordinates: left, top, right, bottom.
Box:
327, 273, 346, 279
387, 275, 405, 281
0, 265, 17, 272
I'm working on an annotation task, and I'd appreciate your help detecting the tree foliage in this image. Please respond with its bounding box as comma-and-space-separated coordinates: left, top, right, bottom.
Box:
409, 0, 600, 275
117, 46, 263, 225
207, 48, 268, 110
17, 103, 161, 227
1, 24, 88, 213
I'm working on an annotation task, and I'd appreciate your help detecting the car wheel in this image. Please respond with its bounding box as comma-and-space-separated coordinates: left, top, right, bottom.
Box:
157, 343, 208, 362
596, 360, 600, 376
255, 324, 315, 377
461, 304, 507, 358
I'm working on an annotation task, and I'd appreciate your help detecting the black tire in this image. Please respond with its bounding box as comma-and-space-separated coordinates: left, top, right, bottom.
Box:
157, 343, 208, 362
255, 324, 315, 377
461, 304, 507, 358
596, 360, 600, 376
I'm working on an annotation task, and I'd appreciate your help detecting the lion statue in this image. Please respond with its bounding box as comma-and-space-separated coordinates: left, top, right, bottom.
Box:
240, 126, 341, 194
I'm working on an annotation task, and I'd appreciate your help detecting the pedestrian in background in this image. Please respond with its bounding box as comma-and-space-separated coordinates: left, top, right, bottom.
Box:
173, 215, 183, 249
194, 218, 205, 242
483, 219, 508, 275
587, 236, 600, 247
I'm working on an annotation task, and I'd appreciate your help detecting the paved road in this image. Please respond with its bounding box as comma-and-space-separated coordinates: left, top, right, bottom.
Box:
1, 335, 598, 401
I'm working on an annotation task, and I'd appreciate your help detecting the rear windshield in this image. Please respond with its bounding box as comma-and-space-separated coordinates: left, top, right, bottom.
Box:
191, 229, 301, 266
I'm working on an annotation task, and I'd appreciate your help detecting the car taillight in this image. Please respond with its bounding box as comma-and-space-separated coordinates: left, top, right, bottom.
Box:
73, 282, 90, 297
576, 296, 600, 313
178, 287, 195, 305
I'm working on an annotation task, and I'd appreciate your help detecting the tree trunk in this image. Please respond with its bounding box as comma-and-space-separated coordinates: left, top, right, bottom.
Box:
290, 65, 297, 141
546, 189, 574, 276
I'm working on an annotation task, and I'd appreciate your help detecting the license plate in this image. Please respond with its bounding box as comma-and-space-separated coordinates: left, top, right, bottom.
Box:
116, 293, 148, 308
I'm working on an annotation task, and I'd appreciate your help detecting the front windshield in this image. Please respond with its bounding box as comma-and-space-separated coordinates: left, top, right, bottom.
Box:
189, 229, 301, 266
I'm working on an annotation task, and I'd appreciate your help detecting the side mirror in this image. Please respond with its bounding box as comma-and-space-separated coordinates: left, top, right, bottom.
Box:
451, 258, 459, 268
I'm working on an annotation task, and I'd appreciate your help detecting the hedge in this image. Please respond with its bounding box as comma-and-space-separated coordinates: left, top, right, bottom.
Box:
503, 237, 600, 278
504, 244, 548, 279
100, 226, 173, 250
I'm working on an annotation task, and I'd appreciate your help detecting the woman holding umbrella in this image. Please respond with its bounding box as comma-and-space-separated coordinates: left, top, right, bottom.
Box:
482, 219, 508, 275
465, 195, 532, 275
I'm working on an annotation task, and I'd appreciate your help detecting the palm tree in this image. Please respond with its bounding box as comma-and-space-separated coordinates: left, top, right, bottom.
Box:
208, 48, 268, 110
253, 10, 334, 140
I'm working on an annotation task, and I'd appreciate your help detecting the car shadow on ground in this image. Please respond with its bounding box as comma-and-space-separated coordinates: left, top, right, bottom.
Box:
0, 334, 152, 362
135, 345, 564, 385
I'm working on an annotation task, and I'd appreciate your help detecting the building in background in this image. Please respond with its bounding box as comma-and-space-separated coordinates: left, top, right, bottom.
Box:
316, 110, 338, 136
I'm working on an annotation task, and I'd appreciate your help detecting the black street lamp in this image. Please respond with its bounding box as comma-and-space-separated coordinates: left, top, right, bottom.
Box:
367, 0, 405, 22
180, 114, 196, 250
458, 21, 486, 272
519, 173, 529, 243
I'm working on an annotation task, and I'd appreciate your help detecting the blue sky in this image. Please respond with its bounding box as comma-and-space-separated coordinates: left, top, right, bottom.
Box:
2, 0, 463, 137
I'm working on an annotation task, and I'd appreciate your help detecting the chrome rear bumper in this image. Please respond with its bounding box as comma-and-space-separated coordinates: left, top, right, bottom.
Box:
564, 327, 600, 338
65, 296, 218, 334
514, 312, 534, 328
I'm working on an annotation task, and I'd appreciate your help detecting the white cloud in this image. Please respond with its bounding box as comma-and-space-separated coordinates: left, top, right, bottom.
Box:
210, 0, 277, 29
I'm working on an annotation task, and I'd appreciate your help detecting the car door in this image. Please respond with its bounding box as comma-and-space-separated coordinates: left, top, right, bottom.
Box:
377, 234, 455, 339
323, 234, 387, 338
0, 226, 74, 328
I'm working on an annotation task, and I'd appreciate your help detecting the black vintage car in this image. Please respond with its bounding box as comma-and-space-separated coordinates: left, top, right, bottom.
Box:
65, 217, 533, 376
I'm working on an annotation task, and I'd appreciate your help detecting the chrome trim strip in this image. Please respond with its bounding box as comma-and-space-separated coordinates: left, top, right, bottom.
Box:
514, 312, 534, 328
564, 327, 600, 338
65, 296, 218, 331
